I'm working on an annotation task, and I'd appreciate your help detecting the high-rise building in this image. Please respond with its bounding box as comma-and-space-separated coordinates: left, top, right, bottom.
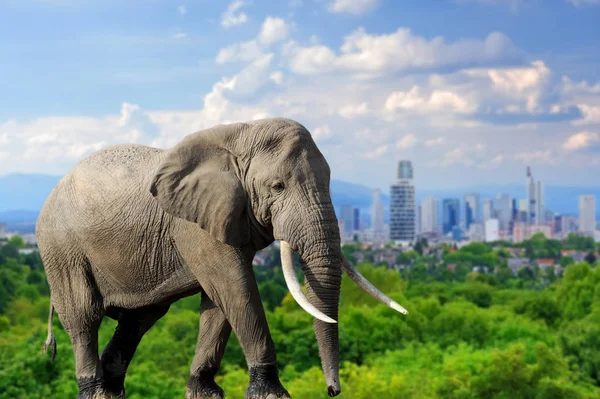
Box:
442, 199, 460, 234
420, 196, 439, 234
390, 160, 416, 243
485, 219, 499, 242
353, 208, 360, 231
371, 189, 385, 239
579, 195, 596, 235
495, 193, 513, 233
527, 167, 545, 225
464, 193, 480, 228
0, 223, 6, 238
340, 205, 354, 237
483, 198, 494, 221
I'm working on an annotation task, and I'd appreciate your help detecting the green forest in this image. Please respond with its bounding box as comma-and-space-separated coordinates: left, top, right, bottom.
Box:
1, 234, 600, 398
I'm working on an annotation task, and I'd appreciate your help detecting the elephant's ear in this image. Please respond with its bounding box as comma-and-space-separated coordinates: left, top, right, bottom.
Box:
150, 127, 250, 247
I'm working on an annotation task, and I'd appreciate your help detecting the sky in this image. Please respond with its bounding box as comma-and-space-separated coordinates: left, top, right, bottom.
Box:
0, 0, 599, 190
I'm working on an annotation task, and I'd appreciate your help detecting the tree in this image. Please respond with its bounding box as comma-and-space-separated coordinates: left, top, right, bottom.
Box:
584, 251, 596, 265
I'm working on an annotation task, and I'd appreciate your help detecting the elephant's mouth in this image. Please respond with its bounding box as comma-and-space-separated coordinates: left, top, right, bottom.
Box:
279, 240, 408, 322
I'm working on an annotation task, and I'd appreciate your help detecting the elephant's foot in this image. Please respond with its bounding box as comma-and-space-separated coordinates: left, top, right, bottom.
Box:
245, 365, 290, 399
103, 375, 126, 399
77, 377, 124, 399
186, 369, 225, 399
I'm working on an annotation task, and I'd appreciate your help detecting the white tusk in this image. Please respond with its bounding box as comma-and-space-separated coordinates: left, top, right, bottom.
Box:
342, 259, 409, 315
280, 241, 337, 324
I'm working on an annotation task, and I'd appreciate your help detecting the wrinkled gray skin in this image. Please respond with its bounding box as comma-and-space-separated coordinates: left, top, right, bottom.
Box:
36, 118, 343, 399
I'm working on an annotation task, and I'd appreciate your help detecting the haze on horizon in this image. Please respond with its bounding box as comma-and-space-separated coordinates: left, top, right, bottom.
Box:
0, 0, 599, 190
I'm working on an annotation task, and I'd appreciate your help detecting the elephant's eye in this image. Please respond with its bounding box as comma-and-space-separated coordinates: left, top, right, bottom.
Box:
271, 181, 285, 192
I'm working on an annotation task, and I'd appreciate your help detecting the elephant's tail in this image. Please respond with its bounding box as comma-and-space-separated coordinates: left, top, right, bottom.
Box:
42, 303, 57, 364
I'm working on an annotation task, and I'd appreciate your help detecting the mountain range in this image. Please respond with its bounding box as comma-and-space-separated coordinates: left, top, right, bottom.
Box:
1, 173, 598, 233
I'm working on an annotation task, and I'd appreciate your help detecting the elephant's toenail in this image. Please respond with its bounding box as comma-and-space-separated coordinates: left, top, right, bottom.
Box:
266, 395, 277, 399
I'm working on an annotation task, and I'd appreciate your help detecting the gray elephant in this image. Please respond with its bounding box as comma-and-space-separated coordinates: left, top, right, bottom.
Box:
36, 118, 407, 399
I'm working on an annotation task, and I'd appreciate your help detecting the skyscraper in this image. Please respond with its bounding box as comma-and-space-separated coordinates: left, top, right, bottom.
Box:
579, 195, 596, 235
353, 208, 360, 231
442, 199, 460, 234
496, 193, 513, 232
420, 196, 439, 233
390, 160, 416, 243
527, 166, 545, 225
483, 198, 494, 221
464, 193, 480, 227
371, 189, 385, 240
340, 205, 354, 237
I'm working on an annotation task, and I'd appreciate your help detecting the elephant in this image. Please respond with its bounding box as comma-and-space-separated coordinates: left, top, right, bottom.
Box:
36, 117, 407, 399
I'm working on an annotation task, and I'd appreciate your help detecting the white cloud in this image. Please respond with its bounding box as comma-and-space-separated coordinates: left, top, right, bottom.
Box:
339, 102, 369, 118
284, 28, 522, 77
269, 71, 284, 84
217, 41, 262, 64
478, 154, 504, 169
172, 32, 188, 39
258, 17, 290, 46
569, 0, 600, 6
217, 17, 290, 64
362, 144, 389, 160
514, 150, 554, 164
221, 0, 248, 28
573, 105, 600, 126
385, 86, 475, 114
561, 76, 600, 95
396, 134, 418, 149
425, 137, 445, 146
312, 124, 335, 143
328, 0, 380, 15
563, 131, 600, 151
178, 4, 187, 15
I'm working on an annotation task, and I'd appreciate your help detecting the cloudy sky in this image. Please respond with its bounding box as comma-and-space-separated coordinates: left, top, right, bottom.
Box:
1, 0, 599, 190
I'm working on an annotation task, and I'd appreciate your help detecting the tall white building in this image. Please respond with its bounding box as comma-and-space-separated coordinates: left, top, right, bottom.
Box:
579, 195, 596, 235
390, 160, 416, 244
420, 196, 439, 233
527, 166, 545, 225
485, 219, 500, 242
371, 189, 385, 240
483, 198, 495, 221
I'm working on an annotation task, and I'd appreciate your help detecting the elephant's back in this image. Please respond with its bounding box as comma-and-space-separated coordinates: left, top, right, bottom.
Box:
36, 144, 165, 246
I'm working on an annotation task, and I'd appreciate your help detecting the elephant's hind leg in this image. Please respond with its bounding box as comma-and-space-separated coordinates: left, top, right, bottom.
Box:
100, 305, 170, 398
50, 257, 111, 399
186, 292, 232, 399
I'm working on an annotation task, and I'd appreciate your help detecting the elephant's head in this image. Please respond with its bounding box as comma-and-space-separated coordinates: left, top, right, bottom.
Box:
149, 118, 407, 397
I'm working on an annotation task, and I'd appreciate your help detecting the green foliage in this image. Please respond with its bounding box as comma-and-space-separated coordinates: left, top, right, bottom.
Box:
1, 234, 600, 398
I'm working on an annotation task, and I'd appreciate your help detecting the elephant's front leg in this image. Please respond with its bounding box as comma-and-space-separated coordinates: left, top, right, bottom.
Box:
184, 244, 290, 399
186, 292, 232, 399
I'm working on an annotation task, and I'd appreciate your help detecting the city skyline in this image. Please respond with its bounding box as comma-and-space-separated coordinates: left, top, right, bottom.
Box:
336, 160, 598, 244
0, 1, 599, 190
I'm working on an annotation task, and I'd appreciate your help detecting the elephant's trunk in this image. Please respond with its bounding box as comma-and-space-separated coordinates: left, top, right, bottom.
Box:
301, 252, 342, 397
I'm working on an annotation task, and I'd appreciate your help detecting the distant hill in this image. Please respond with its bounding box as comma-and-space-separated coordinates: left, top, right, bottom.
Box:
0, 173, 598, 233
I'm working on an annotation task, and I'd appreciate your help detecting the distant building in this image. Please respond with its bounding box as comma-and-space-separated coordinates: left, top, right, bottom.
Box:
451, 225, 462, 242
353, 208, 360, 231
485, 219, 499, 242
495, 193, 513, 233
390, 160, 416, 244
483, 198, 494, 221
443, 199, 460, 234
468, 222, 485, 242
0, 223, 6, 238
371, 189, 385, 240
513, 222, 553, 243
579, 195, 596, 236
420, 196, 439, 234
527, 166, 545, 225
464, 193, 480, 228
339, 205, 354, 237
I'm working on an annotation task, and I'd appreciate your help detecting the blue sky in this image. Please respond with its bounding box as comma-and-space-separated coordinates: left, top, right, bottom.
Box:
1, 0, 599, 189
